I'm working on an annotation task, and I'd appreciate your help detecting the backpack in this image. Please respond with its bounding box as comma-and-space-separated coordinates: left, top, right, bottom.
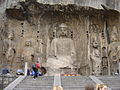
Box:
32, 64, 36, 69
36, 63, 40, 69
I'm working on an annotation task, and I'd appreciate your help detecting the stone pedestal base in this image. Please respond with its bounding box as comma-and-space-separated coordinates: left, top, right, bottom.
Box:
47, 67, 78, 76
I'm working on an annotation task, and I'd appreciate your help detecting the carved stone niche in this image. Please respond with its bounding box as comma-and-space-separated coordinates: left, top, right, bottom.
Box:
47, 23, 77, 75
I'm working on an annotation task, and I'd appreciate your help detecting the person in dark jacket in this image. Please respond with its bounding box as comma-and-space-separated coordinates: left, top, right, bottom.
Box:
2, 68, 10, 75
32, 61, 40, 79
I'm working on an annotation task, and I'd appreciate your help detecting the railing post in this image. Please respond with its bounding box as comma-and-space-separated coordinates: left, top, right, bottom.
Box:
53, 74, 63, 89
1, 75, 4, 89
24, 62, 28, 76
119, 61, 120, 75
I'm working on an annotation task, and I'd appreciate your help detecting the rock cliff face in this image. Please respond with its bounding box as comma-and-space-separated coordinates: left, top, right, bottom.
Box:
0, 0, 120, 75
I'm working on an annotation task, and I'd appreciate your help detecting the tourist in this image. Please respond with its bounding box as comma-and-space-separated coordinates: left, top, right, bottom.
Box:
85, 83, 94, 90
2, 68, 10, 75
16, 69, 24, 75
53, 86, 63, 90
32, 61, 40, 79
96, 84, 108, 90
27, 69, 30, 75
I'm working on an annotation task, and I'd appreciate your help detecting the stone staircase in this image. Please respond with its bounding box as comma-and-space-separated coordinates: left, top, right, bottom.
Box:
13, 76, 54, 90
61, 76, 95, 90
4, 76, 120, 90
97, 76, 120, 90
12, 76, 96, 90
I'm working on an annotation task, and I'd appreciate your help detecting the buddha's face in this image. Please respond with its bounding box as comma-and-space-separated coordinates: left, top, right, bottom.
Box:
60, 27, 67, 36
59, 23, 68, 36
25, 40, 31, 46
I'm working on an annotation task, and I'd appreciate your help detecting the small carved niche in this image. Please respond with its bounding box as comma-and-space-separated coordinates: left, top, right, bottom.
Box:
86, 31, 89, 38
21, 30, 24, 37
52, 31, 56, 38
101, 30, 104, 39
70, 31, 73, 39
37, 31, 39, 33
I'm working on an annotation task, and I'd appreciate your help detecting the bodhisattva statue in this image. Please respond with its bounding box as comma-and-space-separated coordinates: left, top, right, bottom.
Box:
91, 38, 101, 75
22, 40, 35, 69
109, 45, 119, 75
110, 26, 118, 43
6, 31, 16, 68
47, 23, 76, 75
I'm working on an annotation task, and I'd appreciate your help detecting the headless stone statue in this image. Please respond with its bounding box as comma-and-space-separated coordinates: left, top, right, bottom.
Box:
91, 38, 101, 75
47, 23, 76, 75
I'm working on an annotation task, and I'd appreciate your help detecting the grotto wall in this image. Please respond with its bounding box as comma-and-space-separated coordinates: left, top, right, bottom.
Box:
0, 0, 120, 75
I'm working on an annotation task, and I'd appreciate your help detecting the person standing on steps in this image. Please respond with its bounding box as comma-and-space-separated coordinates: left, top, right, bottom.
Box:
32, 61, 40, 79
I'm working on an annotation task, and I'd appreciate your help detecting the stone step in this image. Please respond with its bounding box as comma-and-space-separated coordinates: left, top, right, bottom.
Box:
15, 86, 53, 89
17, 84, 53, 87
14, 76, 54, 90
61, 76, 95, 90
61, 76, 95, 85
14, 86, 53, 90
61, 84, 93, 86
13, 87, 52, 90
21, 81, 53, 84
62, 87, 86, 90
25, 78, 54, 80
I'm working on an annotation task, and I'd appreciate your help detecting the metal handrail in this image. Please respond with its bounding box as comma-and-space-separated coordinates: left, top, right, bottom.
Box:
89, 76, 112, 90
3, 62, 28, 90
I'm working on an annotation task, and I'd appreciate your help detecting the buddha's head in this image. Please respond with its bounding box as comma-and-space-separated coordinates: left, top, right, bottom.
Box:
25, 40, 32, 47
59, 23, 68, 37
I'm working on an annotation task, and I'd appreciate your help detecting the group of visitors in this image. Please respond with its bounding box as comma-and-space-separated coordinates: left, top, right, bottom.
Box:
15, 60, 45, 78
85, 84, 108, 90
52, 84, 108, 90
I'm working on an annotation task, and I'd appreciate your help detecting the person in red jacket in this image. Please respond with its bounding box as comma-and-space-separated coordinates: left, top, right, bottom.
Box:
36, 61, 40, 69
32, 61, 40, 79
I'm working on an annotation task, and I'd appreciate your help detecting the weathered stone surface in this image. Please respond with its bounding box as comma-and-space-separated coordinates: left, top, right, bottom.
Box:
0, 0, 120, 75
